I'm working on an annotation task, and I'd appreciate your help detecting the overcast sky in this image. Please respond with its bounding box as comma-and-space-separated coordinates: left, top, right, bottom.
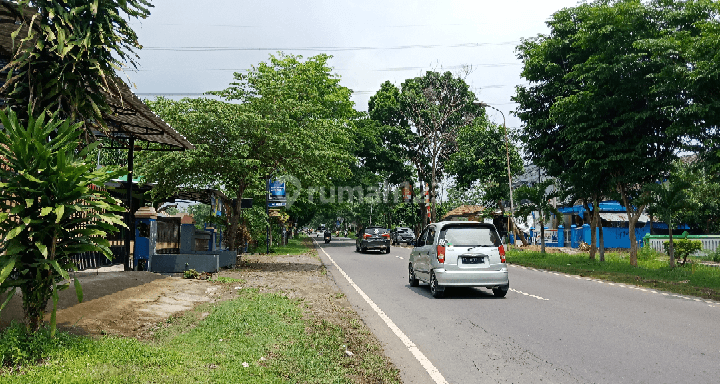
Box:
128, 0, 584, 130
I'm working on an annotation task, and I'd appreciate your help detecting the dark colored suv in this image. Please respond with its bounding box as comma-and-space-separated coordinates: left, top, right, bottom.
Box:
391, 227, 414, 245
356, 226, 391, 253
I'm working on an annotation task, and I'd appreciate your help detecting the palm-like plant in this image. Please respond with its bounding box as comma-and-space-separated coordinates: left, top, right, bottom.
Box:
513, 179, 560, 254
2, 0, 151, 130
0, 108, 126, 334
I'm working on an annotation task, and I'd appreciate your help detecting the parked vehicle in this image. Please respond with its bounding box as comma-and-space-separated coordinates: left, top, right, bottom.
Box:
324, 230, 331, 244
391, 227, 414, 245
356, 226, 391, 253
408, 221, 508, 298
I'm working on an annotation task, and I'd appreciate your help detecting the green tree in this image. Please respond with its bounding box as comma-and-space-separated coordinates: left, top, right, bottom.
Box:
140, 53, 355, 250
643, 175, 694, 268
2, 0, 151, 130
513, 180, 560, 254
187, 203, 214, 230
445, 115, 523, 237
672, 158, 720, 235
514, 0, 719, 265
398, 71, 478, 223
0, 109, 126, 333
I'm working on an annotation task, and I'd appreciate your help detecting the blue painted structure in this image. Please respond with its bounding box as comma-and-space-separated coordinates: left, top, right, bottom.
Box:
134, 207, 236, 273
535, 200, 687, 249
134, 216, 156, 271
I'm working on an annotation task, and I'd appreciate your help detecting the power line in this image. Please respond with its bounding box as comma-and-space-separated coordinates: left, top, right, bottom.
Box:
143, 41, 519, 52
126, 63, 521, 73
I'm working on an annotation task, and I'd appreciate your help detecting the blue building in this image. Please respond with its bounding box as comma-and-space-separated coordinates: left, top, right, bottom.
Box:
533, 201, 689, 249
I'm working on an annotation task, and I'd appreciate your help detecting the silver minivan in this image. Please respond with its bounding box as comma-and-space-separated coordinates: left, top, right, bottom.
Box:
408, 221, 509, 298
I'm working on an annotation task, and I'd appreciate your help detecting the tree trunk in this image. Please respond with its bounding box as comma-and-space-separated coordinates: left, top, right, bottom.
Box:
419, 180, 427, 228
539, 213, 546, 254
226, 187, 244, 251
593, 198, 602, 260
668, 221, 676, 268
619, 183, 644, 267
598, 223, 605, 262
585, 200, 597, 260
430, 163, 437, 223
509, 217, 529, 246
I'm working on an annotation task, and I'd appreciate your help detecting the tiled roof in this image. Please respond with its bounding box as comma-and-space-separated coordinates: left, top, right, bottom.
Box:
443, 205, 485, 219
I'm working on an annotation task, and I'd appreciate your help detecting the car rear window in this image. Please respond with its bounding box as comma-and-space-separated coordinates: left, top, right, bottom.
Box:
364, 228, 388, 234
398, 228, 411, 233
439, 226, 500, 247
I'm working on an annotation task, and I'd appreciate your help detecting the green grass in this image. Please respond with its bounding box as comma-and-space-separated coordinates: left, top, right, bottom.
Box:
251, 236, 316, 257
208, 276, 246, 285
507, 248, 720, 301
1, 289, 401, 383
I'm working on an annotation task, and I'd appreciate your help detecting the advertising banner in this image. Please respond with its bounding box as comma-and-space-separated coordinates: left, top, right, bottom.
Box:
269, 180, 286, 202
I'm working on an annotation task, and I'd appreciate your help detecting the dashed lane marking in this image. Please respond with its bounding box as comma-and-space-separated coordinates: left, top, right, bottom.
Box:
509, 288, 549, 301
509, 264, 719, 308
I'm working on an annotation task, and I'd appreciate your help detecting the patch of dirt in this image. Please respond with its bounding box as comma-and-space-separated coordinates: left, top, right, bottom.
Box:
1, 240, 400, 382
0, 267, 237, 338
1, 249, 345, 340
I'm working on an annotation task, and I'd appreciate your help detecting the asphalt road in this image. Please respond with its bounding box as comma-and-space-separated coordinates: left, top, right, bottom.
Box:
315, 237, 720, 384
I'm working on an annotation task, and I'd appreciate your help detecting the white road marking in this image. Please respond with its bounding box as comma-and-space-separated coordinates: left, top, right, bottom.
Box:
508, 263, 720, 308
318, 244, 449, 384
509, 288, 549, 301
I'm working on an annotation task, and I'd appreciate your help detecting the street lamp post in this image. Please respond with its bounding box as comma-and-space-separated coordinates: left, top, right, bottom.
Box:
475, 101, 515, 244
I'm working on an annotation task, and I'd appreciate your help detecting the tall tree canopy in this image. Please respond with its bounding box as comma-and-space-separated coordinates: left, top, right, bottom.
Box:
138, 53, 356, 250
514, 0, 720, 264
398, 71, 478, 222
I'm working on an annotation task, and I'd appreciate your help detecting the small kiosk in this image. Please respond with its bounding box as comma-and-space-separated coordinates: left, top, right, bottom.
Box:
134, 207, 236, 273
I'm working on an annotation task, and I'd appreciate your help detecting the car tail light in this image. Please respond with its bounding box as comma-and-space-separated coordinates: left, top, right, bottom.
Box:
436, 245, 445, 264
363, 233, 371, 239
499, 245, 506, 263
382, 233, 390, 239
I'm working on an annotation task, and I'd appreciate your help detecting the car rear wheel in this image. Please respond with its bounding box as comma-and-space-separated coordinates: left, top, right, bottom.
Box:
430, 271, 444, 298
492, 285, 509, 298
408, 264, 419, 287
385, 247, 391, 254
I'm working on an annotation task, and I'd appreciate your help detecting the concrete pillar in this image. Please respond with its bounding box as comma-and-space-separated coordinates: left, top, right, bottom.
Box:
558, 225, 565, 248
583, 224, 591, 244
571, 224, 578, 248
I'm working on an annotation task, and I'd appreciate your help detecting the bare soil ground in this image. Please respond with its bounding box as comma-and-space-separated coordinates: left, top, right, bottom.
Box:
0, 239, 399, 383
2, 241, 357, 341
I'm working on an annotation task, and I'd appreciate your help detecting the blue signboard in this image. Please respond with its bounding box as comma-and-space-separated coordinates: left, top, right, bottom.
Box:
269, 180, 286, 202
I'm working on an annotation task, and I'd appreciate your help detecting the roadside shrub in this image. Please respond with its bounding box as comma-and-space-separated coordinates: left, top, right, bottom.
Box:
183, 269, 200, 279
0, 322, 78, 369
664, 239, 702, 266
637, 245, 660, 261
707, 249, 720, 263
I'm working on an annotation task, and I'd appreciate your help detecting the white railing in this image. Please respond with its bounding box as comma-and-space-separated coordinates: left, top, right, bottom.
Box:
647, 236, 720, 256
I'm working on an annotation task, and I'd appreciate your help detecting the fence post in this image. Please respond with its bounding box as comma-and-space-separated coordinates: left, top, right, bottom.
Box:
583, 224, 591, 245
558, 225, 565, 248
571, 224, 578, 248
530, 227, 535, 245
643, 233, 650, 248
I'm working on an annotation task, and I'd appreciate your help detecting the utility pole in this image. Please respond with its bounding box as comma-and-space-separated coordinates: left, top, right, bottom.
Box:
475, 101, 514, 243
